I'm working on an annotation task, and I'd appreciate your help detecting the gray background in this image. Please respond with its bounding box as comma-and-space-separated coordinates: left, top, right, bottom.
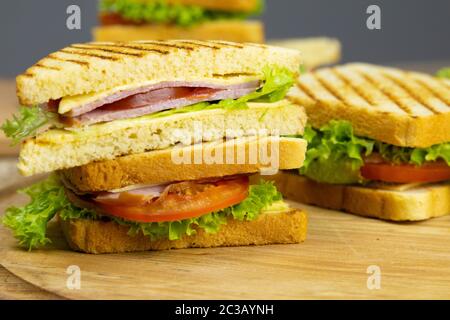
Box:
1, 0, 449, 76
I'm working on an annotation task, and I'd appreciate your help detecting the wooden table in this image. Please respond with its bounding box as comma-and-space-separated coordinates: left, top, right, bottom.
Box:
0, 60, 449, 300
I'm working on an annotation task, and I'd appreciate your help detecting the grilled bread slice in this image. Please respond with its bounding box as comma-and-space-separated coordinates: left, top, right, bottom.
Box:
94, 20, 264, 43
59, 209, 307, 254
267, 37, 341, 69
133, 0, 261, 13
61, 136, 307, 192
18, 101, 306, 176
288, 63, 450, 148
17, 40, 300, 106
265, 171, 450, 221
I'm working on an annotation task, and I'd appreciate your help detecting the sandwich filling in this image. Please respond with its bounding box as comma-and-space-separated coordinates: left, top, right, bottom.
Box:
99, 0, 264, 27
55, 81, 260, 126
300, 120, 450, 185
2, 174, 288, 249
2, 65, 294, 144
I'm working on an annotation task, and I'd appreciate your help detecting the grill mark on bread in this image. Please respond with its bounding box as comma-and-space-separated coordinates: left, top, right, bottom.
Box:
413, 76, 450, 107
47, 54, 89, 66
382, 72, 442, 114
70, 44, 147, 57
34, 63, 61, 71
296, 80, 323, 103
356, 70, 415, 116
75, 43, 170, 55
313, 74, 349, 107
331, 68, 374, 106
211, 41, 245, 48
176, 40, 222, 49
134, 41, 195, 51
60, 48, 120, 61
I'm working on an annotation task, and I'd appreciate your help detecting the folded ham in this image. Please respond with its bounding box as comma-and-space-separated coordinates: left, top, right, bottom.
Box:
58, 80, 260, 126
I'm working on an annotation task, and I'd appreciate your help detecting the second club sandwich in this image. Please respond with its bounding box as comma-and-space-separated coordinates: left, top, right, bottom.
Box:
94, 0, 265, 43
281, 63, 450, 221
2, 40, 308, 253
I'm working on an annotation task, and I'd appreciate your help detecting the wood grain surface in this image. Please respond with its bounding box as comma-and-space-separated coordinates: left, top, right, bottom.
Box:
1, 189, 450, 300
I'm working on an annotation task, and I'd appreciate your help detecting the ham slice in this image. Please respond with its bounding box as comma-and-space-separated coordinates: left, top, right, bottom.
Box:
95, 183, 169, 202
61, 80, 260, 117
64, 86, 256, 126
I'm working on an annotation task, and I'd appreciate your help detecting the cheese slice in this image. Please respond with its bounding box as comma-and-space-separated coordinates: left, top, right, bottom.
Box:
36, 100, 292, 144
58, 75, 261, 115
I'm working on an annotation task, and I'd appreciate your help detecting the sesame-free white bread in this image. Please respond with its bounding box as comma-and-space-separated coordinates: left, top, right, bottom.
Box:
59, 209, 308, 254
18, 101, 307, 176
94, 20, 264, 43
288, 63, 450, 147
61, 136, 307, 192
17, 40, 301, 105
267, 37, 341, 69
267, 172, 450, 221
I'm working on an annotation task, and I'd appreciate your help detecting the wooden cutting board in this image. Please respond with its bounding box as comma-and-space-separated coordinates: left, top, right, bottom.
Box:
1, 189, 450, 300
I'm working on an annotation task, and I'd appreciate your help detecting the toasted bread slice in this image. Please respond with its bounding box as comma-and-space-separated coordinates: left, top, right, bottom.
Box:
94, 20, 264, 43
267, 37, 341, 69
59, 209, 307, 254
266, 172, 450, 221
136, 0, 260, 13
17, 40, 300, 106
61, 136, 307, 192
288, 63, 450, 147
18, 101, 306, 176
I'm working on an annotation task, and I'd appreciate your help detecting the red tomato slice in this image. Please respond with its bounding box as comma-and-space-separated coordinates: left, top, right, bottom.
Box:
100, 87, 219, 111
361, 162, 450, 183
96, 176, 250, 223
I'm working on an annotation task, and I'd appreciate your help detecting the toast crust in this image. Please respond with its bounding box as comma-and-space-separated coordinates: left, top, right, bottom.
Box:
267, 172, 450, 221
61, 136, 307, 192
94, 20, 264, 44
288, 63, 450, 147
59, 210, 307, 254
17, 39, 298, 105
267, 37, 341, 69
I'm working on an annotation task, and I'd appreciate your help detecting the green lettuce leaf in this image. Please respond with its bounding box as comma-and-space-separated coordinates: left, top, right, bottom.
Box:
377, 142, 450, 166
241, 65, 295, 103
2, 175, 95, 250
300, 121, 374, 184
437, 68, 450, 79
0, 106, 55, 145
2, 176, 281, 249
220, 180, 282, 221
100, 0, 264, 27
